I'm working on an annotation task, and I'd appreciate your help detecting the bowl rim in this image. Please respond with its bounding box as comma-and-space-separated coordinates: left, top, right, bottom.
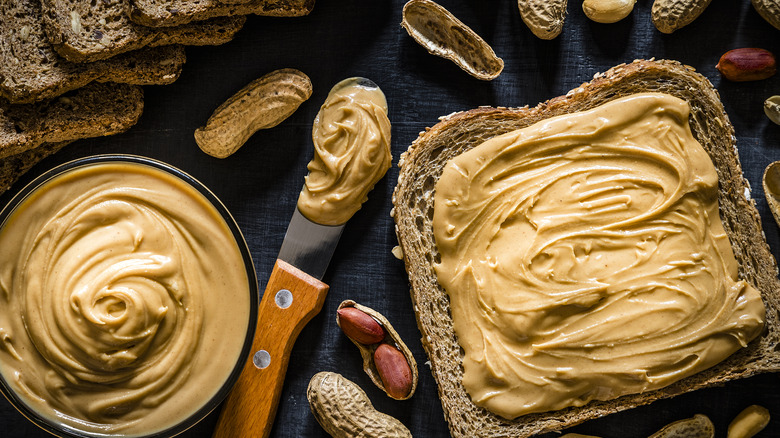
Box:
0, 154, 259, 438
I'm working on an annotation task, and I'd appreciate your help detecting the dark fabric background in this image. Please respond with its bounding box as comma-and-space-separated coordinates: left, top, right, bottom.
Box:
2, 1, 780, 436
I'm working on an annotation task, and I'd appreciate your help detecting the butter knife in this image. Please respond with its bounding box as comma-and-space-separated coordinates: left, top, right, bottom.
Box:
212, 208, 343, 438
212, 76, 389, 438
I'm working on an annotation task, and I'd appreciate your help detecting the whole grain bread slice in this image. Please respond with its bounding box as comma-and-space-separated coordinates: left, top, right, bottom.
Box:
391, 59, 780, 438
0, 0, 184, 104
0, 82, 144, 160
128, 0, 315, 28
40, 0, 246, 62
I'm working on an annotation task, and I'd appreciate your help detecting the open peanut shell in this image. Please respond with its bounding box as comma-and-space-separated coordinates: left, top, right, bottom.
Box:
401, 0, 504, 81
336, 300, 418, 400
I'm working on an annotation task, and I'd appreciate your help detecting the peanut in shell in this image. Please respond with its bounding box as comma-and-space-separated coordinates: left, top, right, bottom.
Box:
752, 0, 780, 31
651, 0, 713, 34
194, 68, 312, 158
649, 414, 714, 438
517, 0, 568, 39
765, 96, 780, 125
307, 372, 412, 438
337, 300, 418, 400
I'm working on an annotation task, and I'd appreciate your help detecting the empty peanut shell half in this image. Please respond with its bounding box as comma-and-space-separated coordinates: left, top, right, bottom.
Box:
337, 300, 418, 399
195, 68, 312, 158
401, 0, 504, 80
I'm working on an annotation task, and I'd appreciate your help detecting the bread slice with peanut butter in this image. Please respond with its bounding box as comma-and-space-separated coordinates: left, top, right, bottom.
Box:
40, 0, 246, 62
0, 0, 185, 104
392, 59, 780, 437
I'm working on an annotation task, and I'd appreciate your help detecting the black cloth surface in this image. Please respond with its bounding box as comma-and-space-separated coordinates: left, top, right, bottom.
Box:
1, 1, 780, 437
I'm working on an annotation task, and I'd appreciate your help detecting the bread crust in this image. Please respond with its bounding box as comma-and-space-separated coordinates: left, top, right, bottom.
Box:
391, 59, 780, 438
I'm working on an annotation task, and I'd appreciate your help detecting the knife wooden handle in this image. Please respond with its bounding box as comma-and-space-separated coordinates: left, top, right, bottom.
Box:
212, 259, 329, 438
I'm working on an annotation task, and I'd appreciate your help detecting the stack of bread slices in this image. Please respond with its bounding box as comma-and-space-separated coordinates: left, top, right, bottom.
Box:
0, 0, 314, 194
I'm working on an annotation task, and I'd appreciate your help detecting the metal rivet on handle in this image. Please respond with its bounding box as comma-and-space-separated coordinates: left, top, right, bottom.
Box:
253, 350, 271, 369
275, 289, 293, 309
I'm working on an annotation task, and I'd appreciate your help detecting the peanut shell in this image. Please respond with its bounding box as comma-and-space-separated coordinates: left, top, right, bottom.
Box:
649, 414, 714, 438
765, 95, 780, 125
752, 0, 780, 31
194, 68, 312, 158
651, 0, 713, 34
517, 0, 568, 39
307, 372, 412, 438
337, 300, 418, 400
401, 0, 503, 81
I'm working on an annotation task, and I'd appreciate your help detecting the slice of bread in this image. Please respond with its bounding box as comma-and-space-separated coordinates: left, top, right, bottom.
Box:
0, 0, 185, 104
0, 82, 144, 160
40, 0, 246, 62
0, 141, 71, 196
128, 0, 315, 28
391, 59, 780, 438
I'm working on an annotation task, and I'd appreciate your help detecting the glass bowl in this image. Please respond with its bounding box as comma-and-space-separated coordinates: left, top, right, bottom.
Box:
0, 155, 258, 438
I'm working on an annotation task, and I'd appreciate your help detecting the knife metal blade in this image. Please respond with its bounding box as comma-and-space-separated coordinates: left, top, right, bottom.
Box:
277, 208, 344, 280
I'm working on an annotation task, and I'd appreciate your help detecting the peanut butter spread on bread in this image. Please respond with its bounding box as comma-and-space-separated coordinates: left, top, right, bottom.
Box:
298, 78, 392, 225
432, 93, 766, 418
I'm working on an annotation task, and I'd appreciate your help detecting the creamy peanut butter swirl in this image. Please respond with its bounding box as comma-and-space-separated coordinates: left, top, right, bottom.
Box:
297, 77, 392, 225
433, 93, 766, 418
0, 162, 250, 436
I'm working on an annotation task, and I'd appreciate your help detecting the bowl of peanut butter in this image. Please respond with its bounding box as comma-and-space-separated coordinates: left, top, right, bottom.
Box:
0, 155, 258, 437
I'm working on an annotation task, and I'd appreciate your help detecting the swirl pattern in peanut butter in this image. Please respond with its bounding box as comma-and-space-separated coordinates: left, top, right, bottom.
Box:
297, 78, 392, 225
0, 162, 250, 435
433, 93, 765, 418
